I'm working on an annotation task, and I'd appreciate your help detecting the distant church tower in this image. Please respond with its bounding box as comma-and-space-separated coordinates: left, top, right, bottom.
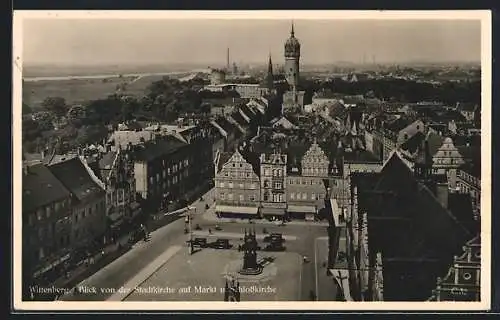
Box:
266, 53, 274, 90
284, 21, 301, 96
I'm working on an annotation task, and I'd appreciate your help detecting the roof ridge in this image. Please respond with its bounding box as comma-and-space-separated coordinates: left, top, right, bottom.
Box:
79, 156, 106, 191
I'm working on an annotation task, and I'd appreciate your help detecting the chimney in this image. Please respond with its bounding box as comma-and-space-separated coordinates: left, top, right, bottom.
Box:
436, 182, 449, 209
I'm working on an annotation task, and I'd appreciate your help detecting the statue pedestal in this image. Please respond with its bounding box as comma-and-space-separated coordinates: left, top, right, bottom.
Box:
239, 266, 263, 276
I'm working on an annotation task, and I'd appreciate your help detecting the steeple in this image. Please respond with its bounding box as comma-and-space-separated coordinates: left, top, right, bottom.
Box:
291, 21, 295, 37
268, 53, 273, 74
266, 53, 274, 90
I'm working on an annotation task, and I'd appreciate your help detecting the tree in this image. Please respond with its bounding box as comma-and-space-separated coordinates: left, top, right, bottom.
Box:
41, 97, 68, 118
66, 105, 87, 128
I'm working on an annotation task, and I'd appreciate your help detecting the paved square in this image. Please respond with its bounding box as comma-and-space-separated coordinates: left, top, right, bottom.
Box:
125, 248, 302, 301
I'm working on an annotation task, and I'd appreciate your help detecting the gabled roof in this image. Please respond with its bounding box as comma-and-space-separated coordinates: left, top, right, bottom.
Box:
216, 151, 234, 173
214, 117, 238, 136
230, 111, 248, 127
48, 157, 105, 202
23, 164, 72, 213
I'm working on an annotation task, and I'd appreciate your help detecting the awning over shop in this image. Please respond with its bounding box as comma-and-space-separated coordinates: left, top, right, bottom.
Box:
215, 205, 259, 215
287, 205, 317, 213
260, 207, 286, 216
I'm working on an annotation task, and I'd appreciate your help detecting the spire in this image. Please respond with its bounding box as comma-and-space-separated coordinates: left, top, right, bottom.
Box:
291, 21, 295, 37
268, 53, 273, 74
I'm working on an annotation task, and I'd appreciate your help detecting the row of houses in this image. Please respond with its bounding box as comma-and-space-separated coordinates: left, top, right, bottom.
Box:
22, 97, 271, 294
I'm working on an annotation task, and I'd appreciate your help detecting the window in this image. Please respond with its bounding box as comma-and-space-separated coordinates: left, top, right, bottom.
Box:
463, 272, 472, 280
55, 202, 60, 212
229, 182, 234, 189
239, 195, 244, 201
220, 193, 225, 200
278, 194, 283, 202
311, 193, 316, 200
220, 182, 225, 188
289, 179, 294, 185
250, 183, 256, 189
239, 183, 244, 189
168, 168, 171, 175
163, 170, 166, 178
249, 195, 255, 201
272, 169, 276, 176
228, 194, 234, 200
290, 193, 295, 200
88, 207, 93, 216
275, 182, 282, 189
475, 251, 481, 258
302, 193, 307, 200
38, 247, 45, 259
224, 172, 229, 177
264, 193, 269, 201
46, 206, 51, 218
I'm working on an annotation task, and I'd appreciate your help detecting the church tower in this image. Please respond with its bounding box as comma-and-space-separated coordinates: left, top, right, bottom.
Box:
266, 53, 274, 90
284, 21, 301, 94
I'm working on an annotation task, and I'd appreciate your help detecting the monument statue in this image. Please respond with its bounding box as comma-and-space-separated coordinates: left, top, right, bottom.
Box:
239, 228, 263, 275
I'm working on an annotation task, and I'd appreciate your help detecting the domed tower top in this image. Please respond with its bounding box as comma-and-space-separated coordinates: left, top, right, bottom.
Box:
284, 21, 301, 58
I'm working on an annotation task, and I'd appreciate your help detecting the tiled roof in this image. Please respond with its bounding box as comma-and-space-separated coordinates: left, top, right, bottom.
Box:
98, 151, 117, 170
215, 117, 237, 136
23, 164, 72, 213
401, 131, 426, 154
385, 117, 412, 133
216, 151, 234, 173
426, 131, 445, 157
230, 110, 249, 127
131, 137, 187, 162
48, 157, 105, 202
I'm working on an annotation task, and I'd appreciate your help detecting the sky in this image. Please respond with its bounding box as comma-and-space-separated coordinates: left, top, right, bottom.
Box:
22, 18, 482, 66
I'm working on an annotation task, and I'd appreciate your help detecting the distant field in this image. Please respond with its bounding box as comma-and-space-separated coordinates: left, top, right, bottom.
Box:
23, 75, 156, 108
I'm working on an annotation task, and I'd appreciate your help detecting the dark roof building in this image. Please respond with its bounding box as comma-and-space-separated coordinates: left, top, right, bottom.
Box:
352, 152, 474, 301
48, 157, 106, 202
22, 164, 72, 214
133, 136, 188, 163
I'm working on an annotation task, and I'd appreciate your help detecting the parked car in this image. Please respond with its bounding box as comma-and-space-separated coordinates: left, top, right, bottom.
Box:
191, 238, 208, 248
264, 233, 284, 242
212, 238, 232, 249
